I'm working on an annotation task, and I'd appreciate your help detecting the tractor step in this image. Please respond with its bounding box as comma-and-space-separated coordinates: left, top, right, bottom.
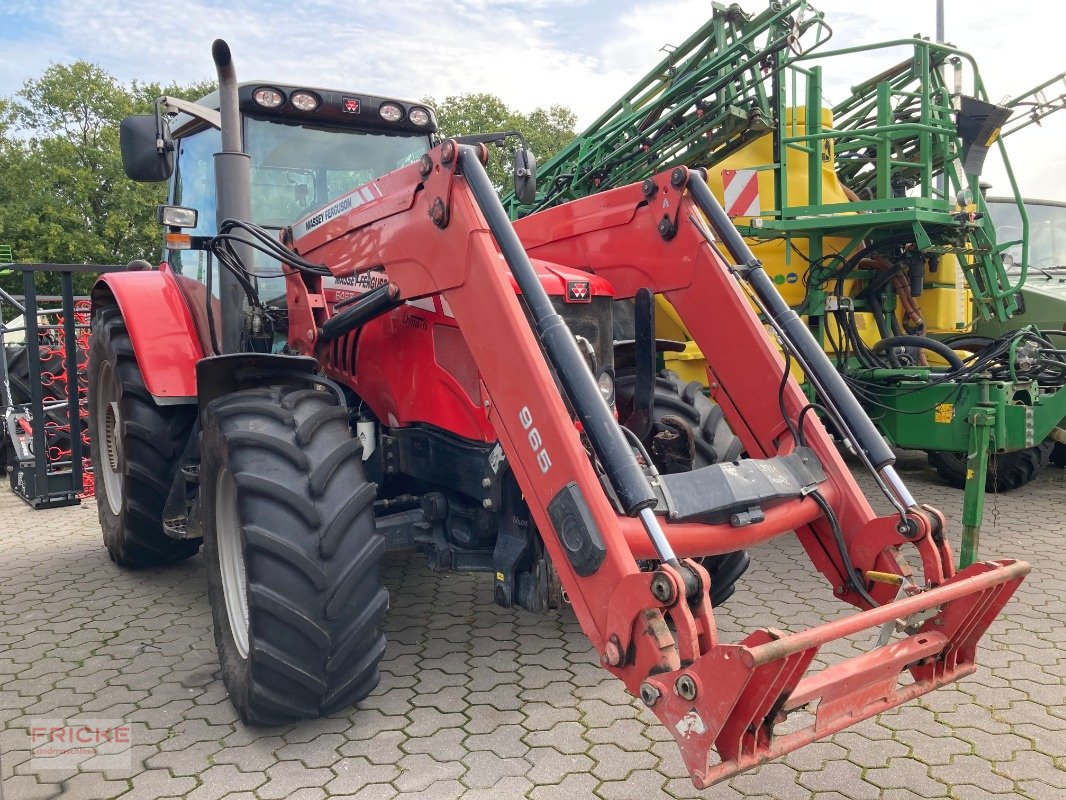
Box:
641, 559, 1029, 788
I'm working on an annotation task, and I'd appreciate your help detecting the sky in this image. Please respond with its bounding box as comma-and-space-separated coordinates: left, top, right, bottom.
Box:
0, 0, 1063, 197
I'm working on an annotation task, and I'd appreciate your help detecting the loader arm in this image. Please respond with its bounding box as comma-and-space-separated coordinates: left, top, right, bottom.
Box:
287, 142, 1028, 788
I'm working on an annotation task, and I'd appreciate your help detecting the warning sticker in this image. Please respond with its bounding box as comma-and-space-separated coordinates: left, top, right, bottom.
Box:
675, 709, 707, 738
721, 168, 760, 218
935, 403, 955, 424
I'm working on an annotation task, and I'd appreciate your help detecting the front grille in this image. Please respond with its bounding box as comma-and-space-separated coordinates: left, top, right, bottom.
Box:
553, 295, 614, 379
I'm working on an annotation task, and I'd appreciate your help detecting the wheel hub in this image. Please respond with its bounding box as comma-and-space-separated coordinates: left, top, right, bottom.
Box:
95, 363, 125, 517
215, 467, 250, 659
103, 401, 122, 473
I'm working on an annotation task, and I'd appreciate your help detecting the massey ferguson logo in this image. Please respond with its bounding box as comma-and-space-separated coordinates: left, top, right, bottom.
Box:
566, 279, 592, 303
342, 97, 361, 114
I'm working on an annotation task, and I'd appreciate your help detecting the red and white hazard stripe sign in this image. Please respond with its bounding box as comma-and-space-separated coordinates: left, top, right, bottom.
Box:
721, 169, 760, 218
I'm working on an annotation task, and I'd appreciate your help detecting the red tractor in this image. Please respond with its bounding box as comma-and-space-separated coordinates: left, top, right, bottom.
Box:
94, 41, 1028, 787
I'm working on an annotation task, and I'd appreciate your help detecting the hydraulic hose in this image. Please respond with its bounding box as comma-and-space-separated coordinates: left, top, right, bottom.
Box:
871, 335, 965, 371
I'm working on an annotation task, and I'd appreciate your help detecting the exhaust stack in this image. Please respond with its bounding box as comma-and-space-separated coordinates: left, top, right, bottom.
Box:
211, 39, 252, 354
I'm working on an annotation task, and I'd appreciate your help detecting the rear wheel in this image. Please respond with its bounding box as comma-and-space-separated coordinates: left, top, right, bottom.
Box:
617, 369, 750, 606
927, 443, 1054, 492
200, 386, 386, 724
89, 306, 199, 566
1050, 442, 1066, 469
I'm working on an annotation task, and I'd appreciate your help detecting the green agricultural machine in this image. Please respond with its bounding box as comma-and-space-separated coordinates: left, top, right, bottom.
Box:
983, 196, 1066, 469
507, 0, 1066, 566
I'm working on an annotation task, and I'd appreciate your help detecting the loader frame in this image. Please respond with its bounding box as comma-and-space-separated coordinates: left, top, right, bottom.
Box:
282, 141, 1028, 786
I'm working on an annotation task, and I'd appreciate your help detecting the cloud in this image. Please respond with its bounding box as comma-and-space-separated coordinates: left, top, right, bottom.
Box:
0, 0, 1063, 197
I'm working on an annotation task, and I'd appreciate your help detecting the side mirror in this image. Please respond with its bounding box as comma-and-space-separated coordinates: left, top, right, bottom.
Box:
513, 148, 537, 205
119, 114, 174, 182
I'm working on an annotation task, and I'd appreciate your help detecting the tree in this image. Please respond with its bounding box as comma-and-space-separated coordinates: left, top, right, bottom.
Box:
425, 92, 576, 192
0, 62, 213, 294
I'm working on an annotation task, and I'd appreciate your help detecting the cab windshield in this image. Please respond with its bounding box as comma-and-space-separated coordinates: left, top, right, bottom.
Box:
169, 116, 431, 297
244, 116, 431, 227
986, 199, 1066, 271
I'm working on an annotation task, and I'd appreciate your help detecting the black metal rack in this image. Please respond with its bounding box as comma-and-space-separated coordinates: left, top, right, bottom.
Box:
1, 263, 124, 508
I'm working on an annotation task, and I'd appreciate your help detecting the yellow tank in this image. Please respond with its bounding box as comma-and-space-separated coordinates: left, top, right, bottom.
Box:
918, 253, 972, 334
658, 106, 972, 381
705, 107, 852, 306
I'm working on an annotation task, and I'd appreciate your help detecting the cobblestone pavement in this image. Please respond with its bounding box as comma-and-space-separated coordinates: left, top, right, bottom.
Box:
1, 452, 1063, 799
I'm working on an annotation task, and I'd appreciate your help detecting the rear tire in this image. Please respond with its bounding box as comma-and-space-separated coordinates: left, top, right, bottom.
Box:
617, 369, 750, 606
200, 386, 387, 725
1050, 442, 1066, 469
89, 306, 199, 566
927, 442, 1054, 492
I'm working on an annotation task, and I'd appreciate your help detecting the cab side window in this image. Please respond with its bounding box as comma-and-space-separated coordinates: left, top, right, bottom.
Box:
168, 127, 222, 279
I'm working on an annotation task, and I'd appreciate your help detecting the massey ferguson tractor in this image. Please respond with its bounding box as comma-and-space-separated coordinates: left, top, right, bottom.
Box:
94, 40, 1029, 788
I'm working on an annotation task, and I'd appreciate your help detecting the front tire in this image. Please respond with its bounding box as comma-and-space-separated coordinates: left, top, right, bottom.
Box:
617, 369, 750, 606
88, 306, 199, 566
200, 386, 386, 725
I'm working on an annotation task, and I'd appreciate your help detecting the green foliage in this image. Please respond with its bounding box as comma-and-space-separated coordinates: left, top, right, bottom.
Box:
426, 92, 576, 191
0, 62, 213, 295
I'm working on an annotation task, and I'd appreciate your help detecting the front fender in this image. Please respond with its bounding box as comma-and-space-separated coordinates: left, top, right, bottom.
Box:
92, 268, 203, 402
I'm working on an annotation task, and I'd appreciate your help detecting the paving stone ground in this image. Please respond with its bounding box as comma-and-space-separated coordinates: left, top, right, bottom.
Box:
1, 451, 1063, 799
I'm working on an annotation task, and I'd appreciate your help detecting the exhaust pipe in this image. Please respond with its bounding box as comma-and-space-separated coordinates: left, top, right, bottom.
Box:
211, 39, 252, 354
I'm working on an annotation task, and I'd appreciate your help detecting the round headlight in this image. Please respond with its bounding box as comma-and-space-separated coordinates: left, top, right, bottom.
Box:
408, 107, 431, 126
597, 371, 614, 402
253, 87, 284, 108
378, 102, 404, 123
290, 91, 320, 112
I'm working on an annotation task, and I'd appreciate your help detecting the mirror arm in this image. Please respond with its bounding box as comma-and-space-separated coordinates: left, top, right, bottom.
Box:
153, 97, 168, 155
159, 96, 222, 131
453, 130, 529, 152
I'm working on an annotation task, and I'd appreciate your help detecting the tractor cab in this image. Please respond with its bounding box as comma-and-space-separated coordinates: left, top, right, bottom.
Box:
129, 83, 436, 300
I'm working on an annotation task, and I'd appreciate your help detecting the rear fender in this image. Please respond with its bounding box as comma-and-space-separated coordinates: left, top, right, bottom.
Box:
92, 268, 203, 402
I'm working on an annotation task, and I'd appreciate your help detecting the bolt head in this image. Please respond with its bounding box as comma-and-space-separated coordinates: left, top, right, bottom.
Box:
604, 636, 623, 667
670, 167, 686, 188
639, 682, 661, 707
675, 673, 698, 701
650, 573, 675, 604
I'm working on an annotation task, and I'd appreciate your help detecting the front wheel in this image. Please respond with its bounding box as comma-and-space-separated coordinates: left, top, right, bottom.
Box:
89, 306, 199, 566
200, 386, 387, 725
617, 369, 750, 606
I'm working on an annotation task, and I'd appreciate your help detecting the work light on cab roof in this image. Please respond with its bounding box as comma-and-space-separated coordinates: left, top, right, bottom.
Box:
378, 102, 404, 123
408, 106, 432, 126
252, 86, 283, 108
289, 91, 320, 112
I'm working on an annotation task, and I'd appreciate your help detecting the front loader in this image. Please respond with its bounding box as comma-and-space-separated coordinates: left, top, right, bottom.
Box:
93, 40, 1028, 788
